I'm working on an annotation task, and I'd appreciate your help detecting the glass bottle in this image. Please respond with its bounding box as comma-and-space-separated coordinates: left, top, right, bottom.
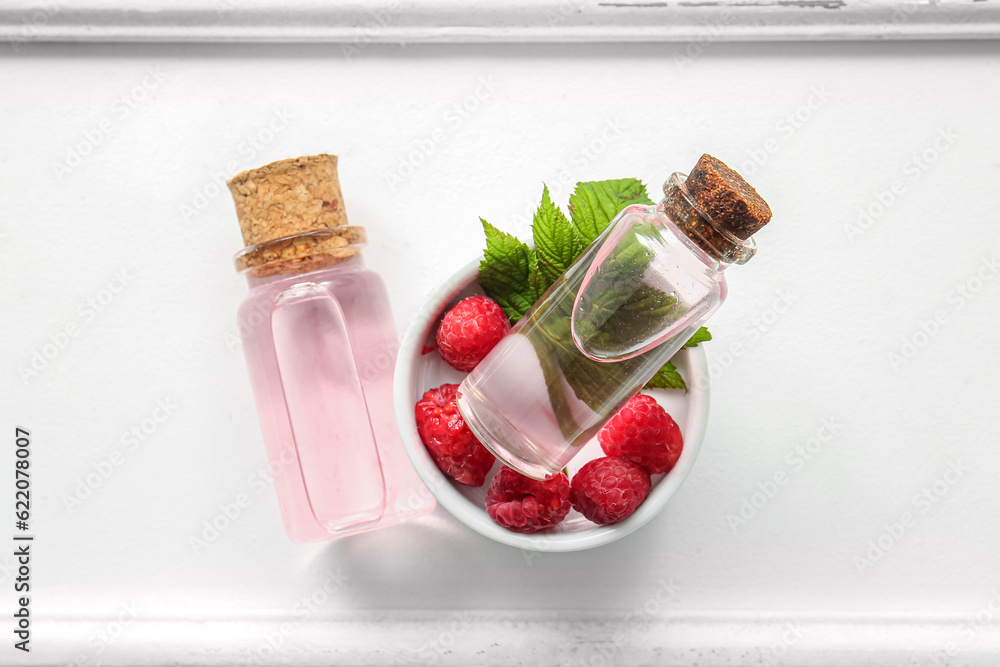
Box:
457, 154, 772, 480
229, 155, 434, 542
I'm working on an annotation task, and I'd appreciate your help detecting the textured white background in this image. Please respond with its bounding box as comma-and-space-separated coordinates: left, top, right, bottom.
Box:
1, 40, 999, 665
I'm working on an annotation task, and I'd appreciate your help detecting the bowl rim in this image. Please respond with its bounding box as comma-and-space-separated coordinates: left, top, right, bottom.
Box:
393, 255, 710, 552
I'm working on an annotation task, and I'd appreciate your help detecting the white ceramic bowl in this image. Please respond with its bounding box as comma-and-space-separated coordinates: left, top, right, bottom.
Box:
393, 256, 710, 551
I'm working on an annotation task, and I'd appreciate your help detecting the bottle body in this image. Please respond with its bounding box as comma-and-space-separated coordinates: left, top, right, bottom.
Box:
458, 202, 728, 480
239, 256, 434, 542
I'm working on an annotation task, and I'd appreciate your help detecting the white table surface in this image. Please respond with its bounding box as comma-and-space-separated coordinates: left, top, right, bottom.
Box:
2, 40, 1000, 666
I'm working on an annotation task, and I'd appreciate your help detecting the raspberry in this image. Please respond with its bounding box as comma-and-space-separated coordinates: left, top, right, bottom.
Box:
570, 456, 651, 526
485, 467, 571, 534
436, 296, 511, 372
599, 394, 683, 474
415, 384, 495, 487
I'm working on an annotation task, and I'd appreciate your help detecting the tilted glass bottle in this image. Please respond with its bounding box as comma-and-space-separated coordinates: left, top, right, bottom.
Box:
229, 155, 434, 542
457, 154, 772, 480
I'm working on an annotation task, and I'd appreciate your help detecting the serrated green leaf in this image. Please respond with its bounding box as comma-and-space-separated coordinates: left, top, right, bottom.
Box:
532, 185, 580, 287
684, 327, 713, 348
574, 285, 682, 353
475, 178, 708, 442
569, 221, 686, 358
644, 361, 688, 392
478, 218, 545, 323
568, 178, 654, 246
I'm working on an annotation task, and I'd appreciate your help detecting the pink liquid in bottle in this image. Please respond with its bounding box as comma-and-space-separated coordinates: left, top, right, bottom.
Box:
239, 259, 434, 541
229, 155, 434, 542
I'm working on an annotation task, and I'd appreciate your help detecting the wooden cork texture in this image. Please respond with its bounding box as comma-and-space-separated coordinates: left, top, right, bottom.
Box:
685, 154, 771, 240
228, 154, 363, 276
233, 226, 367, 276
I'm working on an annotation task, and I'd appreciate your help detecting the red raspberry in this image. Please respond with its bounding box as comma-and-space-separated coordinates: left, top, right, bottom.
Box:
485, 467, 571, 534
599, 394, 683, 474
436, 296, 511, 372
570, 456, 651, 526
415, 384, 495, 487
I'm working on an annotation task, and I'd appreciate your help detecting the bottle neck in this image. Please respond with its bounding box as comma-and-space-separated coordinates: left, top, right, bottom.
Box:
235, 227, 367, 280
660, 172, 756, 267
244, 252, 364, 288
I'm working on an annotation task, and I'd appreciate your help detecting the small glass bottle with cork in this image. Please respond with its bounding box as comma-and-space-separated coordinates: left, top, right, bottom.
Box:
458, 154, 773, 480
228, 154, 434, 542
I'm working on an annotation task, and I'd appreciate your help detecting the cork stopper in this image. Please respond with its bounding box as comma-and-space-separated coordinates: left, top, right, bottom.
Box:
685, 154, 771, 240
228, 154, 364, 277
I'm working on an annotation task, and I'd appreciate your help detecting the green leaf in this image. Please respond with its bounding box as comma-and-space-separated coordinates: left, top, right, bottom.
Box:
569, 222, 685, 358
478, 218, 545, 323
574, 285, 682, 353
529, 327, 584, 441
568, 178, 654, 246
475, 178, 709, 441
532, 185, 580, 288
644, 361, 688, 392
684, 327, 713, 348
